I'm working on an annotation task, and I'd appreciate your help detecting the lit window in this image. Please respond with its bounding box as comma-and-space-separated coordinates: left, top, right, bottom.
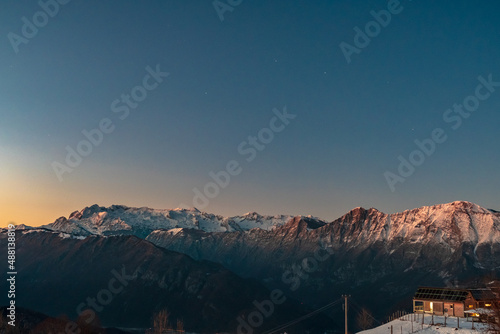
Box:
485, 303, 492, 307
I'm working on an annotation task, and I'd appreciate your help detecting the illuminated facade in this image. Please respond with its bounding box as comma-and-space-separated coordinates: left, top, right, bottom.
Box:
412, 287, 496, 317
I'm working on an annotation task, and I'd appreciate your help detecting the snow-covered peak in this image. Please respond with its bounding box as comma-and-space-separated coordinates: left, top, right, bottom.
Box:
14, 224, 33, 230
330, 201, 500, 249
229, 212, 296, 231
399, 201, 487, 216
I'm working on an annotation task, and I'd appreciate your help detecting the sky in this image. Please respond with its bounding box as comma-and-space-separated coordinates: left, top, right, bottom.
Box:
1, 0, 499, 227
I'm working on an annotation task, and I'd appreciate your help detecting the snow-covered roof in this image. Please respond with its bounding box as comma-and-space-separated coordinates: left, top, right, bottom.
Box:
464, 308, 494, 315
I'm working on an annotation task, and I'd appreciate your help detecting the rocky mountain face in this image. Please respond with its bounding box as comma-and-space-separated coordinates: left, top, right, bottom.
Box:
0, 229, 329, 333
26, 200, 500, 329
149, 201, 500, 270
144, 202, 499, 311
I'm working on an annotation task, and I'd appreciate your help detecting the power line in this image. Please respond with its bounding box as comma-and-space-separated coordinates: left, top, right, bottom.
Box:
349, 298, 384, 325
261, 298, 344, 334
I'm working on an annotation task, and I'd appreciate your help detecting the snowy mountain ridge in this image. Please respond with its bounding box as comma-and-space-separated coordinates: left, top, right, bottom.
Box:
6, 201, 500, 331
42, 204, 301, 237
329, 200, 500, 247
39, 201, 500, 245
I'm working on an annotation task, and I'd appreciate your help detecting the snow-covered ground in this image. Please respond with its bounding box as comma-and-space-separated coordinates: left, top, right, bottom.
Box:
358, 314, 489, 334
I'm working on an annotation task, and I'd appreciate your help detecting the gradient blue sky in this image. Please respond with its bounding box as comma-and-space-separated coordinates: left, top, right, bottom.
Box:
1, 0, 499, 227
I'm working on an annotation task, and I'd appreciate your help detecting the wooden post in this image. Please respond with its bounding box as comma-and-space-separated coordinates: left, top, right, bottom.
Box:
342, 295, 350, 334
391, 325, 393, 334
457, 316, 459, 328
411, 317, 414, 333
444, 315, 446, 327
472, 314, 474, 330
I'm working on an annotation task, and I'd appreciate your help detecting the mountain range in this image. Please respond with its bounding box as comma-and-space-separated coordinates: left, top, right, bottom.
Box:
2, 200, 500, 333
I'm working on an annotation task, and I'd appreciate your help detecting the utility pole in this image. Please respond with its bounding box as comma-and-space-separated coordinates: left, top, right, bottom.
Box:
342, 295, 351, 334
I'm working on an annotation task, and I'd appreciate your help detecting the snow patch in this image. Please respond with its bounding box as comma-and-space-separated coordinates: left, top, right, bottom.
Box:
166, 228, 183, 236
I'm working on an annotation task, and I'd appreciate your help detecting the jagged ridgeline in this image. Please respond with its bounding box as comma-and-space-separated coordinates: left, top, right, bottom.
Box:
2, 201, 500, 332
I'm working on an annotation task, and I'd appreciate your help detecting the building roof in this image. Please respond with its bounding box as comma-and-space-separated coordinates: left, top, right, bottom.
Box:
414, 287, 469, 302
464, 308, 494, 315
469, 289, 496, 301
414, 287, 497, 302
